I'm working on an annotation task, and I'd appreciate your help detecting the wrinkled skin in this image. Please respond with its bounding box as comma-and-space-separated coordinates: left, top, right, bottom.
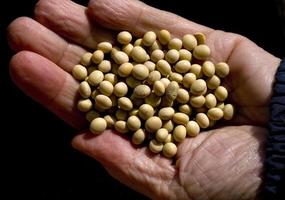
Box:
7, 0, 280, 199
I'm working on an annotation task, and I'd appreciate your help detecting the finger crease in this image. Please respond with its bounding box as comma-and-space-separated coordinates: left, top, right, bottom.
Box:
56, 41, 71, 68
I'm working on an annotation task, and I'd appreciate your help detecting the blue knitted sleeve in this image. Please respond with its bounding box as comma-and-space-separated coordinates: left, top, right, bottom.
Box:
263, 59, 285, 200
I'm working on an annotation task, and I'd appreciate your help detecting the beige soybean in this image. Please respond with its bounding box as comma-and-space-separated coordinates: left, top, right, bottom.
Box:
143, 31, 157, 46
182, 34, 197, 51
113, 82, 128, 97
168, 38, 182, 50
92, 50, 104, 64
131, 46, 148, 63
79, 81, 91, 98
169, 72, 183, 83
193, 44, 211, 60
95, 94, 112, 110
173, 125, 187, 143
90, 117, 107, 134
118, 97, 133, 111
165, 49, 180, 64
215, 62, 230, 78
114, 120, 129, 134
145, 116, 162, 133
129, 109, 139, 116
98, 60, 112, 73
134, 38, 143, 46
176, 88, 190, 104
207, 107, 224, 120
163, 142, 177, 158
156, 60, 171, 76
144, 61, 156, 72
138, 104, 154, 120
118, 62, 133, 77
205, 93, 217, 109
111, 46, 120, 58
163, 120, 174, 133
153, 81, 165, 96
145, 94, 161, 108
132, 64, 149, 80
190, 64, 203, 78
72, 64, 88, 81
158, 107, 175, 120
190, 79, 207, 95
127, 116, 141, 131
146, 70, 161, 85
160, 78, 171, 88
151, 49, 164, 63
165, 81, 179, 101
149, 40, 162, 52
156, 128, 169, 142
186, 121, 200, 136
115, 109, 128, 121
126, 76, 141, 88
122, 43, 133, 56
214, 86, 228, 101
223, 104, 234, 120
158, 30, 171, 45
97, 42, 112, 53
133, 85, 151, 98
202, 61, 215, 77
173, 112, 189, 125
77, 99, 93, 112
179, 49, 192, 61
207, 75, 221, 89
178, 104, 192, 115
164, 134, 173, 143
88, 70, 104, 86
86, 110, 100, 122
149, 139, 163, 153
190, 95, 206, 108
183, 73, 196, 88
104, 73, 118, 85
196, 113, 210, 129
112, 51, 129, 65
99, 81, 114, 96
216, 102, 225, 109
104, 115, 116, 128
174, 60, 191, 73
132, 129, 146, 145
194, 32, 206, 45
80, 52, 93, 66
117, 31, 132, 44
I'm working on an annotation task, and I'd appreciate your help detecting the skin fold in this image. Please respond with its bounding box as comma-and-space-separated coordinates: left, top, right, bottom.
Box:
7, 0, 281, 199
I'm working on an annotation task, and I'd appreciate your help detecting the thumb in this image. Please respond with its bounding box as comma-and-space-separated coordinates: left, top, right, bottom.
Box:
71, 130, 176, 199
87, 0, 212, 37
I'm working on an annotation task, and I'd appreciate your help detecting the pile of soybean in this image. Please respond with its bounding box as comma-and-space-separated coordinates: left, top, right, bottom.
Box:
72, 30, 234, 158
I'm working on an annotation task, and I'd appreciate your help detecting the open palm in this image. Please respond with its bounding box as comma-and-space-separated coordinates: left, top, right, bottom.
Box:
8, 0, 280, 199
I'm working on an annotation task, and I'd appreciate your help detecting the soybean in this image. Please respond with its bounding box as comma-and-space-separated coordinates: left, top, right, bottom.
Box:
90, 117, 107, 134
72, 64, 88, 81
163, 143, 177, 158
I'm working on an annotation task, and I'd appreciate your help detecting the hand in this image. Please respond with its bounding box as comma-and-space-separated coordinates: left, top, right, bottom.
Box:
7, 0, 280, 199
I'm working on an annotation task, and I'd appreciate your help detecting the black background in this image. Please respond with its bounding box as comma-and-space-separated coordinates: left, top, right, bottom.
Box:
1, 0, 284, 199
